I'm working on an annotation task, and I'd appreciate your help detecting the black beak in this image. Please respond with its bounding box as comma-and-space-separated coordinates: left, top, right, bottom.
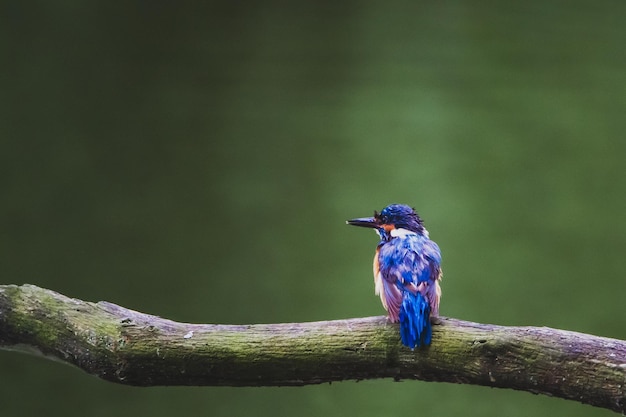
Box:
346, 217, 379, 228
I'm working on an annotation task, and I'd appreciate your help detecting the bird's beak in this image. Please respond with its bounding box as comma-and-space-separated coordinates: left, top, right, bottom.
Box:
346, 217, 379, 228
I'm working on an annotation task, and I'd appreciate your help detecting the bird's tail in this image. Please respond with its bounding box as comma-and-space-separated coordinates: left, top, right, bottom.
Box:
399, 291, 432, 349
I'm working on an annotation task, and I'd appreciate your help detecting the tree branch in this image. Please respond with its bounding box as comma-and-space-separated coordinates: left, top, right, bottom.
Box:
0, 284, 624, 413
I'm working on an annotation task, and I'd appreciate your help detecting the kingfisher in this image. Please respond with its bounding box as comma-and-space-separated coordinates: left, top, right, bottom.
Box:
347, 204, 442, 349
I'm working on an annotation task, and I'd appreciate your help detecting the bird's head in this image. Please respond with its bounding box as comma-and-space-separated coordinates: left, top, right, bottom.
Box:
347, 204, 425, 239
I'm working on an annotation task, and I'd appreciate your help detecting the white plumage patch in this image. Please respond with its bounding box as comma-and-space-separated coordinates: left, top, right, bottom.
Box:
390, 228, 417, 238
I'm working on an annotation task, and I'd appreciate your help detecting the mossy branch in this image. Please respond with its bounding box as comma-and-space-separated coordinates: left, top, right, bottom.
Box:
0, 284, 624, 413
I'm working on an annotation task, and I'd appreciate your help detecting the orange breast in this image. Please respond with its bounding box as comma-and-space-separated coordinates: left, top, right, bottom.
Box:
372, 247, 380, 280
373, 247, 387, 311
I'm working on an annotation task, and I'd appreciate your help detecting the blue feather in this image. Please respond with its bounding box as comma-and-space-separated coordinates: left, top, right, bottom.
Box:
399, 292, 432, 349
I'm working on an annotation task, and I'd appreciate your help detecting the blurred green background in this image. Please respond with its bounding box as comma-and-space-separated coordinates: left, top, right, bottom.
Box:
1, 1, 625, 416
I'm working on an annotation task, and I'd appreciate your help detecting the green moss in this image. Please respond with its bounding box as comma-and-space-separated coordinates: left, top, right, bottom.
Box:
3, 287, 60, 348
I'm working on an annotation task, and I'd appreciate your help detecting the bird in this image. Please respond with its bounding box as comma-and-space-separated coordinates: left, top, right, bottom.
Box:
347, 204, 442, 349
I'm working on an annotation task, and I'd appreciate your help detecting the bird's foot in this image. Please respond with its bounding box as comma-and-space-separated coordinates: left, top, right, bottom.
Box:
430, 316, 442, 325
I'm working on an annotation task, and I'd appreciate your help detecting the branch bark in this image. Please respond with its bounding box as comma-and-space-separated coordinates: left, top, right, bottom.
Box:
0, 284, 624, 413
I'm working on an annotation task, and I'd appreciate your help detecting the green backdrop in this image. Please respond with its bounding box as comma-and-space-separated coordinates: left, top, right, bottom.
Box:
1, 2, 625, 416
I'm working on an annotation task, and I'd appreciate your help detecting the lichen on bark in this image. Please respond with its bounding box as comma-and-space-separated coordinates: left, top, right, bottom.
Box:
0, 284, 624, 414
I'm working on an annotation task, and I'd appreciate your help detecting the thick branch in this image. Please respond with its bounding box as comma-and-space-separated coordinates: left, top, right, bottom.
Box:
0, 284, 624, 413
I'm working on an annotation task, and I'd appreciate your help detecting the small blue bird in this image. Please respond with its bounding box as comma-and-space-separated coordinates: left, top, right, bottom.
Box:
347, 204, 442, 349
